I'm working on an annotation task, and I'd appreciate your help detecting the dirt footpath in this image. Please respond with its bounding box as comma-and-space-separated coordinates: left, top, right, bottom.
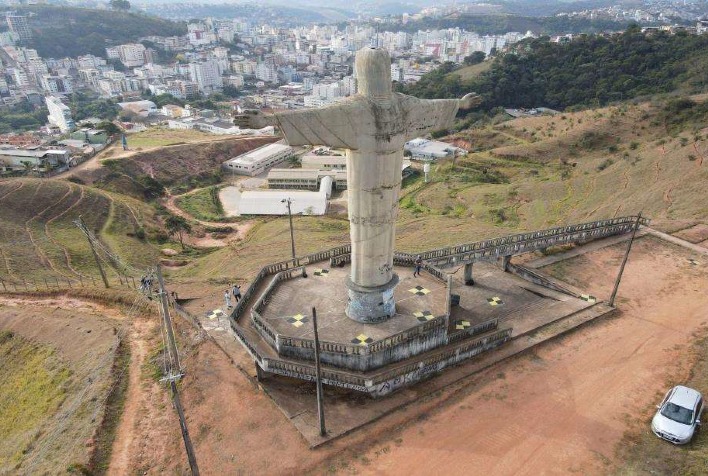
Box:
339, 236, 708, 475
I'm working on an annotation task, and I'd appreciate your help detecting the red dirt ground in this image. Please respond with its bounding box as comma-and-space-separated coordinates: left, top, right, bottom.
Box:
113, 234, 708, 475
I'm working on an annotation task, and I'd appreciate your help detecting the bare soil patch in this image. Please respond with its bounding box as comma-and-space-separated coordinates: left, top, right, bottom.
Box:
673, 223, 708, 244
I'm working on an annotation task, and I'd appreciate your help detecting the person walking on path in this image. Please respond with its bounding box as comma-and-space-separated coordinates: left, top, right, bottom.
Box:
224, 290, 232, 309
232, 284, 242, 303
413, 255, 423, 277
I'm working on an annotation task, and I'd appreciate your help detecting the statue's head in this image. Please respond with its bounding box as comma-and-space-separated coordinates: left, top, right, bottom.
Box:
355, 47, 392, 100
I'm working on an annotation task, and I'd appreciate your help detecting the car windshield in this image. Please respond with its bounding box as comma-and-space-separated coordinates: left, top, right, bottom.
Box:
661, 402, 694, 425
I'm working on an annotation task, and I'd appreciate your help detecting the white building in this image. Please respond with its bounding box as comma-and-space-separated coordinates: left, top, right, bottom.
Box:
222, 142, 293, 176
120, 43, 147, 67
301, 150, 346, 170
404, 138, 466, 161
698, 20, 708, 34
46, 96, 76, 133
189, 60, 222, 94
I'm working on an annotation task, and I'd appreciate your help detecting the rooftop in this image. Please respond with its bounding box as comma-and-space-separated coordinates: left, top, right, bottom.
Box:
238, 189, 327, 215
228, 142, 292, 166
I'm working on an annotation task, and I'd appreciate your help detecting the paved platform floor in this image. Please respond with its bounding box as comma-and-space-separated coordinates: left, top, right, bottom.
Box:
260, 260, 594, 346
261, 264, 448, 344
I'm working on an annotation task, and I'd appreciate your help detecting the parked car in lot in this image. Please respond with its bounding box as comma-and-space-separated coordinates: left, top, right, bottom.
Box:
651, 385, 704, 444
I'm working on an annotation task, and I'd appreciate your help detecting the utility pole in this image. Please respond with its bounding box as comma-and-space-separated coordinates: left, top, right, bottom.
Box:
609, 213, 642, 307
156, 265, 199, 475
156, 264, 181, 376
76, 215, 109, 289
312, 306, 326, 437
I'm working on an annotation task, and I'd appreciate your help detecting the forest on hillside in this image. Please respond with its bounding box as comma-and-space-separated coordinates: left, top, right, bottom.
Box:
400, 27, 708, 111
19, 5, 187, 58
385, 14, 633, 36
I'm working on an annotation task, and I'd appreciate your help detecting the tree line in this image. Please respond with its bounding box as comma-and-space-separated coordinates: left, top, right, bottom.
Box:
399, 26, 708, 111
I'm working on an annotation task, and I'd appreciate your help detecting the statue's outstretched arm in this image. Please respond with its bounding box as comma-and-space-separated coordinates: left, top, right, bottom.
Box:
398, 92, 482, 140
242, 100, 363, 149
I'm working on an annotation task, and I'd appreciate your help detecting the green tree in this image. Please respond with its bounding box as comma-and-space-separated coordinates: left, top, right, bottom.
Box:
165, 215, 192, 250
97, 121, 121, 136
463, 51, 485, 65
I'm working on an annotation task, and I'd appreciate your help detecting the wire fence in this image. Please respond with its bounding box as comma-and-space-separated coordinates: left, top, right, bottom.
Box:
0, 274, 139, 293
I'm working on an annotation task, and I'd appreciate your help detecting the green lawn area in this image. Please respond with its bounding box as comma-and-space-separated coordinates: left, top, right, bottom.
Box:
175, 186, 226, 222
452, 61, 492, 81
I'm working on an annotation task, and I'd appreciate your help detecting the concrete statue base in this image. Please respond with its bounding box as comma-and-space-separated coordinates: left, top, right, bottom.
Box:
345, 274, 399, 323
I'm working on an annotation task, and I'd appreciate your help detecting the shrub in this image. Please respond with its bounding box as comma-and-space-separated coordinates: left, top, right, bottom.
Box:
596, 158, 615, 171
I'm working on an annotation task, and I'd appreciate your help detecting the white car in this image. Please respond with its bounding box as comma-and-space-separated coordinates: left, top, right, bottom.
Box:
651, 385, 704, 444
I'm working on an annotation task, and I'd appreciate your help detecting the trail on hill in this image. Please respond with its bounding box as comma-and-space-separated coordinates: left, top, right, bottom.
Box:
164, 190, 255, 245
107, 316, 154, 475
0, 180, 23, 201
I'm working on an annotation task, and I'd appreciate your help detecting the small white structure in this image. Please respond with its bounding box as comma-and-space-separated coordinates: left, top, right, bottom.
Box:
238, 189, 328, 216
222, 142, 292, 176
404, 138, 466, 161
0, 147, 70, 168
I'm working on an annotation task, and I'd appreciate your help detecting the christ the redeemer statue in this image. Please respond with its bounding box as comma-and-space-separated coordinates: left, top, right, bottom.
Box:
251, 47, 480, 323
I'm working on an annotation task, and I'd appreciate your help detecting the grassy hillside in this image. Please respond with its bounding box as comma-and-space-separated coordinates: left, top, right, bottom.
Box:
171, 96, 707, 288
0, 178, 161, 282
0, 331, 71, 472
90, 136, 278, 198
19, 5, 186, 58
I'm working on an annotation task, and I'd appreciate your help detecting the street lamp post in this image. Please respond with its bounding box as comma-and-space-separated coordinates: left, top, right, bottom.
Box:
281, 198, 296, 259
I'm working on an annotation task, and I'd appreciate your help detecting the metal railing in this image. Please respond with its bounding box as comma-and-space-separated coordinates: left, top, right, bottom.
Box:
422, 216, 649, 267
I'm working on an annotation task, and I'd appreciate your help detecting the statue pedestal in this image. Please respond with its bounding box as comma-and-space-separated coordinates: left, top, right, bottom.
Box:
345, 274, 399, 324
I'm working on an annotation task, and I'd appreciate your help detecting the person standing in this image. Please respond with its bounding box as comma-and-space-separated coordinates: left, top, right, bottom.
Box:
413, 255, 423, 277
232, 284, 242, 303
224, 290, 232, 309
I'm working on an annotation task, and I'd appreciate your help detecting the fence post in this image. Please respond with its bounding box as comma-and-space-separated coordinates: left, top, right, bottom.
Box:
131, 276, 136, 289
67, 277, 72, 289
91, 276, 96, 287
44, 277, 49, 290
23, 280, 28, 291
55, 277, 60, 288
79, 276, 84, 287
0, 279, 5, 292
